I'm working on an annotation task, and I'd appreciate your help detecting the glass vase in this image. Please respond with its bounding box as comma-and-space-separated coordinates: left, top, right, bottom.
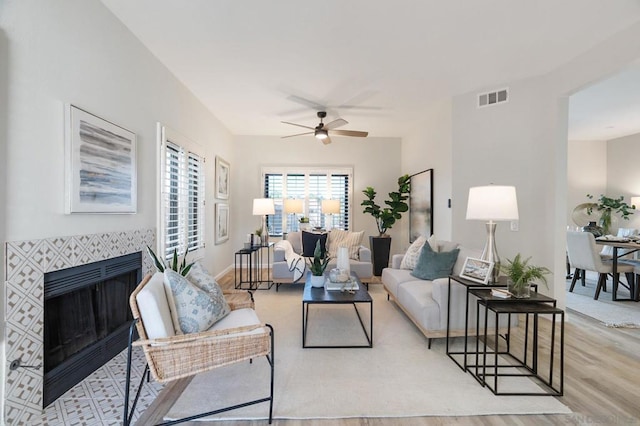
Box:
508, 279, 531, 298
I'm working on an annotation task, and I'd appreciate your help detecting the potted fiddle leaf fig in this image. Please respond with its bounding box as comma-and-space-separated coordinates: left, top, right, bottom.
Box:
361, 174, 411, 275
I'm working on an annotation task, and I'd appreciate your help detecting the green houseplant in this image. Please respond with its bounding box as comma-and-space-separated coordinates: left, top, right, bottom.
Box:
307, 240, 330, 287
147, 245, 195, 276
500, 253, 550, 298
361, 174, 410, 275
586, 194, 635, 235
361, 174, 411, 237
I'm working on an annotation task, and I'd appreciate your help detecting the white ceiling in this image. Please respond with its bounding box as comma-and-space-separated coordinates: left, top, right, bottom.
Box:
100, 0, 640, 140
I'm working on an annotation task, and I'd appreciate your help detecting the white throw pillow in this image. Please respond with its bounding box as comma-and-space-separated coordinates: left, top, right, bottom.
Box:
400, 235, 439, 269
327, 230, 364, 259
163, 269, 230, 334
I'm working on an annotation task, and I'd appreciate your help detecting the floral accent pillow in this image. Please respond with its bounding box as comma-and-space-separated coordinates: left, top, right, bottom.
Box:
163, 268, 230, 334
400, 235, 438, 270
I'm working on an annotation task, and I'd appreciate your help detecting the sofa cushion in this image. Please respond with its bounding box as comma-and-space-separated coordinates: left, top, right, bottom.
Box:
164, 269, 230, 334
327, 229, 364, 259
208, 307, 265, 336
285, 231, 303, 255
136, 272, 176, 339
411, 242, 460, 280
381, 267, 415, 297
397, 280, 442, 331
302, 231, 328, 257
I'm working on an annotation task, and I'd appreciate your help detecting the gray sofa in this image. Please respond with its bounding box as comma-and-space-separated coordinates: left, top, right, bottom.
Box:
272, 231, 373, 290
381, 239, 511, 348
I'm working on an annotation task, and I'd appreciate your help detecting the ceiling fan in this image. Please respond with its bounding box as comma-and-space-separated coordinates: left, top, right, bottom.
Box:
281, 111, 368, 145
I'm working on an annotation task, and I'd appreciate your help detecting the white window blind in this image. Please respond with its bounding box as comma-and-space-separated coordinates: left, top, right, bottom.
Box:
262, 167, 352, 236
160, 126, 205, 261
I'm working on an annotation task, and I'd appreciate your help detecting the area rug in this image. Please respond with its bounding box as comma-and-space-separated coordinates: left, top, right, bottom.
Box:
166, 284, 571, 421
565, 275, 640, 328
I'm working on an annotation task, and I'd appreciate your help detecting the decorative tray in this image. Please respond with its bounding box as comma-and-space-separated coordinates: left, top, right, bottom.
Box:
325, 279, 359, 291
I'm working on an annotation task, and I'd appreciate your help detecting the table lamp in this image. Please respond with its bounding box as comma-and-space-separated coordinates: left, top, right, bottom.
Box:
466, 185, 519, 283
253, 198, 275, 245
284, 199, 304, 232
321, 199, 340, 231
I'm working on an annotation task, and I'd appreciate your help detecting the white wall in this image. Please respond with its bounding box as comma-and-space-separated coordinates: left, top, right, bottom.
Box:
607, 132, 640, 230
400, 100, 453, 246
0, 0, 235, 418
232, 135, 404, 255
567, 140, 608, 226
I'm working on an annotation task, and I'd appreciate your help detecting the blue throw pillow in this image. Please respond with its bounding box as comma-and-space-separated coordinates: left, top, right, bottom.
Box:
410, 241, 460, 280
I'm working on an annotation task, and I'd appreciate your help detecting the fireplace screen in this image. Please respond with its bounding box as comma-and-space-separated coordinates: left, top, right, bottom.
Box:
43, 252, 141, 406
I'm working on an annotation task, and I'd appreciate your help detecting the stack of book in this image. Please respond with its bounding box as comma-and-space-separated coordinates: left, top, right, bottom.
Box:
491, 288, 512, 298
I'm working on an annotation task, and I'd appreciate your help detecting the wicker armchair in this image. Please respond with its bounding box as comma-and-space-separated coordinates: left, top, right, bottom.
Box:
123, 272, 275, 425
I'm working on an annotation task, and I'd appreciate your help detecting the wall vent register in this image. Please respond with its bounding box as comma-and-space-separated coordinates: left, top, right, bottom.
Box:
478, 88, 509, 108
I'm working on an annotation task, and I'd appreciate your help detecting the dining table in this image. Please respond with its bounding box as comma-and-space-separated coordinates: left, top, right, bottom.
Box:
595, 237, 640, 301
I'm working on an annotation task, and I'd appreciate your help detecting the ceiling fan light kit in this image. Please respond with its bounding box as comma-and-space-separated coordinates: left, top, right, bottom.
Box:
282, 111, 368, 144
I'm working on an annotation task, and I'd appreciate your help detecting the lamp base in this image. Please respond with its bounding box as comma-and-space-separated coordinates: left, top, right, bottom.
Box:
481, 221, 500, 283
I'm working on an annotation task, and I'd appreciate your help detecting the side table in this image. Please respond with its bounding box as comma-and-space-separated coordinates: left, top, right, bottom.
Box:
234, 243, 274, 290
470, 288, 564, 396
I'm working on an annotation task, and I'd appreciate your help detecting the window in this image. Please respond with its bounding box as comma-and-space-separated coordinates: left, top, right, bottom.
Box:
159, 125, 205, 261
262, 167, 352, 236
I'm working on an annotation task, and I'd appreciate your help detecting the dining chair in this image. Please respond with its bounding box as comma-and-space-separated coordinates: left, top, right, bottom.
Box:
567, 231, 635, 300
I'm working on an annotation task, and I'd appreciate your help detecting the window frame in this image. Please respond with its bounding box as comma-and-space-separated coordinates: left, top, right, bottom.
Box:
158, 124, 205, 262
261, 166, 353, 236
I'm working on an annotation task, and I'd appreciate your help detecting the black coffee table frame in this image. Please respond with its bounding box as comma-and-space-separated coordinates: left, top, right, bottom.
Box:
302, 272, 373, 349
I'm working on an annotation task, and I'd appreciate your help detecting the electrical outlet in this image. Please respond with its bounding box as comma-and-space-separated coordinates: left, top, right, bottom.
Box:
510, 220, 519, 231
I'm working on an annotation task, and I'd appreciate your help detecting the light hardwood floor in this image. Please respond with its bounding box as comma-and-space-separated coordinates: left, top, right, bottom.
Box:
137, 272, 640, 425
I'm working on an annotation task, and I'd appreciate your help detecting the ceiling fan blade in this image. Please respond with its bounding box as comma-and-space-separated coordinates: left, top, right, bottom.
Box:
329, 129, 368, 137
322, 135, 332, 145
281, 131, 314, 139
324, 118, 348, 130
281, 121, 315, 130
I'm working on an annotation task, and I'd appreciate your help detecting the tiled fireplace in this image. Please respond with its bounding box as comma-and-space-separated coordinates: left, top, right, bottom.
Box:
4, 228, 155, 425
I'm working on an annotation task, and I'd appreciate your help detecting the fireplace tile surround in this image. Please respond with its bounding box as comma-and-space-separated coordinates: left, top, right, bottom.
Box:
4, 228, 155, 425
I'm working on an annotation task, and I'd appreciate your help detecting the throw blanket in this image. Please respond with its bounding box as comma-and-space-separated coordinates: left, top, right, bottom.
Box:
274, 240, 306, 283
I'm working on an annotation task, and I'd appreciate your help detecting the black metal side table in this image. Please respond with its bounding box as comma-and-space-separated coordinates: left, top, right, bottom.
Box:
470, 288, 564, 396
234, 242, 274, 290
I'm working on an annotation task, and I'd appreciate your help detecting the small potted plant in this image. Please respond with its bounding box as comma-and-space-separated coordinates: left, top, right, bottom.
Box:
307, 240, 330, 288
500, 253, 550, 298
299, 216, 311, 231
147, 245, 195, 276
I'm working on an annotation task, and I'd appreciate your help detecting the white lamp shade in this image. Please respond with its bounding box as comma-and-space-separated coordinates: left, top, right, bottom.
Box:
253, 198, 275, 215
284, 199, 304, 214
321, 199, 340, 214
466, 185, 519, 221
631, 197, 640, 210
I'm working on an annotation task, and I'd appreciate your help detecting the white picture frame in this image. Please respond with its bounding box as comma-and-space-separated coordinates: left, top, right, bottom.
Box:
459, 257, 494, 284
65, 105, 137, 213
215, 203, 229, 244
215, 156, 230, 199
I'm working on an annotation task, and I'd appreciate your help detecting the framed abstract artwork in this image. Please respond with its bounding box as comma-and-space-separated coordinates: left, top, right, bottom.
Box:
215, 156, 230, 199
65, 105, 137, 213
409, 169, 433, 242
215, 203, 229, 244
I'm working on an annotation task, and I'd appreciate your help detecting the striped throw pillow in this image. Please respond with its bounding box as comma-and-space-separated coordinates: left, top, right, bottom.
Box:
327, 230, 365, 260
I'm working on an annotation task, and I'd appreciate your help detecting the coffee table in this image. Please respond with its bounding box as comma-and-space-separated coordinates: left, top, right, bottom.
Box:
301, 271, 373, 348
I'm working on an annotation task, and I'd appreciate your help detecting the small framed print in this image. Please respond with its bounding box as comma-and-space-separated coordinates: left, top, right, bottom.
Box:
215, 203, 229, 244
215, 156, 230, 199
459, 257, 494, 284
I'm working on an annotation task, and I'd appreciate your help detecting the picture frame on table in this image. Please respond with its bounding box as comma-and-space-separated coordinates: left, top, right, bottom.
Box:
65, 104, 137, 214
459, 257, 494, 284
215, 203, 229, 244
215, 156, 230, 199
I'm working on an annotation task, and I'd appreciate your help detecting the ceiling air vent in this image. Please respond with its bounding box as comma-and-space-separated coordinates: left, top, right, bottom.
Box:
478, 88, 509, 108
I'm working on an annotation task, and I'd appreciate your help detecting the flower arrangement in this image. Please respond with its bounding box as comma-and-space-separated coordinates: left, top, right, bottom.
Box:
586, 194, 634, 235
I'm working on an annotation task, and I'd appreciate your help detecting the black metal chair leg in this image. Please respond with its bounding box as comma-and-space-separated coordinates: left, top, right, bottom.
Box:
594, 273, 606, 300
569, 268, 580, 292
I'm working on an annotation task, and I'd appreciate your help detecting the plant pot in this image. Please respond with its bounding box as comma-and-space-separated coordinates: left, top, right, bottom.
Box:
508, 279, 531, 299
370, 236, 392, 276
309, 274, 325, 288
